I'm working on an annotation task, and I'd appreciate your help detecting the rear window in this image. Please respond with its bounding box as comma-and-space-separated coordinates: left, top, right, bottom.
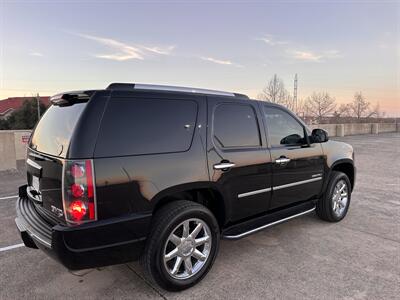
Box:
30, 103, 86, 157
94, 98, 198, 157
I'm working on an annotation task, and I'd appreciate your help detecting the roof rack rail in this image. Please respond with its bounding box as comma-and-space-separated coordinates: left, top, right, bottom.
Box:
106, 83, 249, 99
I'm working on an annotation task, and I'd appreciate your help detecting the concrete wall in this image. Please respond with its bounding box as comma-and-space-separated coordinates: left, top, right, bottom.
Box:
310, 123, 399, 137
0, 124, 399, 171
343, 123, 372, 135
309, 124, 337, 137
0, 130, 31, 171
0, 132, 17, 170
378, 123, 397, 133
13, 130, 32, 160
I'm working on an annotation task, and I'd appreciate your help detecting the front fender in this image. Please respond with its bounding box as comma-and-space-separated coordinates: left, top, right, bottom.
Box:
321, 140, 354, 168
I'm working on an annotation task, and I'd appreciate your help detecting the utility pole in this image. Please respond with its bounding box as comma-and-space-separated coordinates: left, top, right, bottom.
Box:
36, 93, 41, 121
293, 74, 298, 113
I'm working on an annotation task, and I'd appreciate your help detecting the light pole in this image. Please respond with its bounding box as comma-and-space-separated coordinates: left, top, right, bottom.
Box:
36, 93, 41, 121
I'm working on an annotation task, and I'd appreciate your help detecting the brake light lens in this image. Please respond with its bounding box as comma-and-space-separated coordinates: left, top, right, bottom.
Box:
71, 183, 84, 198
69, 200, 87, 221
63, 160, 97, 224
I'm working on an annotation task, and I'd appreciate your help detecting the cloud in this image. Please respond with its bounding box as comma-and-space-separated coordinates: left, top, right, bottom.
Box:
142, 46, 175, 55
255, 34, 288, 46
256, 33, 342, 63
76, 33, 175, 61
29, 52, 43, 57
200, 56, 243, 67
288, 49, 342, 62
291, 50, 322, 62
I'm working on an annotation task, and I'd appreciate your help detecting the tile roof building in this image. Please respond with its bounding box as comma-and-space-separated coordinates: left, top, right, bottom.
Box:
0, 97, 50, 119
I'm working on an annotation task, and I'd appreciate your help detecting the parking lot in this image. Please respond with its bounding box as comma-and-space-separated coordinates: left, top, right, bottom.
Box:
0, 133, 399, 299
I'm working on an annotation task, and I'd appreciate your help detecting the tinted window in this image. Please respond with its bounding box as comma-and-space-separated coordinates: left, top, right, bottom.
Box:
213, 103, 260, 148
95, 98, 197, 157
30, 103, 86, 157
264, 106, 305, 147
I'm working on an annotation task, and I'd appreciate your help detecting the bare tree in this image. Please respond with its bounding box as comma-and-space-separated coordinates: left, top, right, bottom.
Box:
337, 103, 352, 117
294, 98, 312, 123
296, 98, 308, 116
367, 102, 383, 118
304, 92, 336, 123
258, 74, 294, 109
279, 93, 296, 111
350, 92, 370, 119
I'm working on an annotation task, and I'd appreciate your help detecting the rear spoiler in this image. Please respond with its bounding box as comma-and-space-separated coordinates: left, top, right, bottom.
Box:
50, 90, 95, 106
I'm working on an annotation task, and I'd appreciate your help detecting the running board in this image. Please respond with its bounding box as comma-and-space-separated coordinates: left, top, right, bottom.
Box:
222, 202, 316, 240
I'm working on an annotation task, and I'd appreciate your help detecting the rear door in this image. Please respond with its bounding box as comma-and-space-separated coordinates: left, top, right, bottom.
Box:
207, 97, 272, 222
261, 104, 325, 210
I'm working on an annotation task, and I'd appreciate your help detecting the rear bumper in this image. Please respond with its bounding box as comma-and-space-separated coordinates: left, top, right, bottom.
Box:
15, 190, 152, 270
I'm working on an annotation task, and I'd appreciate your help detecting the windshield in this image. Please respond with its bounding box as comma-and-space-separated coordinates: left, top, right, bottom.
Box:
30, 103, 86, 157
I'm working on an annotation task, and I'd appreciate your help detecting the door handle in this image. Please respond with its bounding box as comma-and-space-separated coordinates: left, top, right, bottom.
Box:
213, 162, 236, 170
275, 157, 291, 164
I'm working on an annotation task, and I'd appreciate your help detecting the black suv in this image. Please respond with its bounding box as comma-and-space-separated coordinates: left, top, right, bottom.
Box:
15, 83, 355, 291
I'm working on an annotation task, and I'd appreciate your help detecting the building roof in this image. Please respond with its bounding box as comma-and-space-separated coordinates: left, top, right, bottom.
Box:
0, 97, 50, 116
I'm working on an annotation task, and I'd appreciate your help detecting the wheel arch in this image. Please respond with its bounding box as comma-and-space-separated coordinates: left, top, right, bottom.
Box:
329, 159, 355, 191
150, 182, 229, 228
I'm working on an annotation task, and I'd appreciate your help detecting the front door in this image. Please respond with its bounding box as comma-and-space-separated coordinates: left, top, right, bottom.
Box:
207, 97, 272, 222
262, 105, 325, 210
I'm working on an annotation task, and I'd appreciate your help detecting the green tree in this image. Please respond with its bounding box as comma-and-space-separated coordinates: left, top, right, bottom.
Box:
0, 118, 10, 130
1, 98, 48, 130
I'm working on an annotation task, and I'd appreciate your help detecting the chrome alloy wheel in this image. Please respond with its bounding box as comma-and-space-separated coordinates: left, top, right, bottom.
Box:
332, 179, 348, 217
163, 218, 212, 280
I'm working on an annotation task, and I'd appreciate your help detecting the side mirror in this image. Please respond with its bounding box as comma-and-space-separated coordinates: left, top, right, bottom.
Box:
311, 128, 329, 143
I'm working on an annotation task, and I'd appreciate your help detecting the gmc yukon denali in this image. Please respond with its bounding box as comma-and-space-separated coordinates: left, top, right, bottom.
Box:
15, 83, 355, 291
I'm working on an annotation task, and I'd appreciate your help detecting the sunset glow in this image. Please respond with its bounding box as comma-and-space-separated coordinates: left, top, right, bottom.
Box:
0, 1, 399, 116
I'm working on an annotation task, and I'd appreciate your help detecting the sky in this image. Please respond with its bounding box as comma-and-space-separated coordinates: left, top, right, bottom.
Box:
0, 0, 399, 116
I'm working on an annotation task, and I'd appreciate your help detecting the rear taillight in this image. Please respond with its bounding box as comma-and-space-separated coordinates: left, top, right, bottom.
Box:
62, 160, 97, 224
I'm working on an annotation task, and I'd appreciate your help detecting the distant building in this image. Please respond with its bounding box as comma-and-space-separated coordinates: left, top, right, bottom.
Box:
0, 97, 50, 119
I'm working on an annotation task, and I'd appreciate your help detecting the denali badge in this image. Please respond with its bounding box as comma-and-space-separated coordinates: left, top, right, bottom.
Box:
51, 205, 64, 217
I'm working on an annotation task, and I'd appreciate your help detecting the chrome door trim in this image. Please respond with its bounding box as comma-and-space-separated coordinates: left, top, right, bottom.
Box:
238, 187, 272, 198
223, 207, 316, 239
237, 177, 322, 199
274, 177, 322, 191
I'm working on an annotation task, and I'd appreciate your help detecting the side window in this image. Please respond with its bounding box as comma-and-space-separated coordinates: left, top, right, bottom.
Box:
263, 106, 305, 147
95, 98, 198, 157
213, 103, 261, 148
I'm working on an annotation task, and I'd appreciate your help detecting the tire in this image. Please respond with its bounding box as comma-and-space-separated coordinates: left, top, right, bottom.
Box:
141, 200, 220, 291
316, 171, 352, 222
